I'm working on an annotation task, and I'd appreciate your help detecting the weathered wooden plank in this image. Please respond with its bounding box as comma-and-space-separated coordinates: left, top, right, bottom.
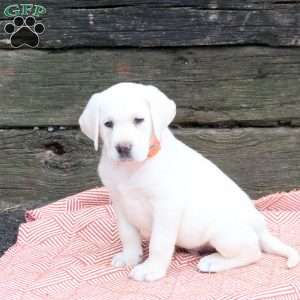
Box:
2, 0, 299, 10
1, 127, 300, 210
0, 1, 299, 48
0, 129, 99, 210
0, 208, 24, 255
1, 47, 300, 127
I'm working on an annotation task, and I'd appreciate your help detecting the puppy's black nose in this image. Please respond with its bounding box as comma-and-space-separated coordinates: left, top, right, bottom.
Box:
116, 143, 132, 158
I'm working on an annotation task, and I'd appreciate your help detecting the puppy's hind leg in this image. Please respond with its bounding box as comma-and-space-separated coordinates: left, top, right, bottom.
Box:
198, 226, 261, 273
258, 229, 300, 268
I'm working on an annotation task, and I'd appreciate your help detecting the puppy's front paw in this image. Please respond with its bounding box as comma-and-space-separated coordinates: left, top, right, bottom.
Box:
112, 251, 142, 267
129, 260, 166, 281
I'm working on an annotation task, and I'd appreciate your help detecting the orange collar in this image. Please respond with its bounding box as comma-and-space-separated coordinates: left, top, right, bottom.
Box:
147, 137, 161, 159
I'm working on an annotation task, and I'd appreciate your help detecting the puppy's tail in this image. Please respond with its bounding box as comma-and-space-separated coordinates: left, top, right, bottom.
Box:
258, 229, 300, 268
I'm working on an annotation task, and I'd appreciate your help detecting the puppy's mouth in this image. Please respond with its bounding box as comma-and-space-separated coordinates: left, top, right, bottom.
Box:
116, 152, 135, 162
118, 156, 133, 162
116, 154, 146, 163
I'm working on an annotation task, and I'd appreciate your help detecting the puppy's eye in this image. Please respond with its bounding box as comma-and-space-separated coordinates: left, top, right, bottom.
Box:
134, 118, 144, 125
104, 121, 113, 128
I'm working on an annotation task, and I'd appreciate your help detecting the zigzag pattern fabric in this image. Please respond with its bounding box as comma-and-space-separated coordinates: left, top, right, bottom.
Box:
0, 187, 300, 300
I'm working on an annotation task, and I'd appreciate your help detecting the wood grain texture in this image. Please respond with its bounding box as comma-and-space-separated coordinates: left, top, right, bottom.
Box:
0, 0, 299, 48
0, 208, 25, 255
1, 127, 300, 210
1, 47, 300, 127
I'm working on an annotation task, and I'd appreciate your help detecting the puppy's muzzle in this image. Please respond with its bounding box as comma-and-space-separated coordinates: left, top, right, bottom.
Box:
116, 143, 132, 159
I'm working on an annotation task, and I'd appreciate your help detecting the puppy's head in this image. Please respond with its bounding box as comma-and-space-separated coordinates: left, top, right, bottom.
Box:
79, 82, 176, 162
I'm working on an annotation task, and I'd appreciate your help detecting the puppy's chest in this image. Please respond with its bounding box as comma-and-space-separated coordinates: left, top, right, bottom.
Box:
100, 162, 154, 238
118, 185, 154, 238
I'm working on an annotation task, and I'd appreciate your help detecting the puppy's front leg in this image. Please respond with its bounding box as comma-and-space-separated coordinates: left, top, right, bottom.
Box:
111, 201, 143, 267
129, 202, 180, 281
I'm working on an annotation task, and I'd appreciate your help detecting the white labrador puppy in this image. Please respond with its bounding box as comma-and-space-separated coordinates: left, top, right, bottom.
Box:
79, 82, 299, 281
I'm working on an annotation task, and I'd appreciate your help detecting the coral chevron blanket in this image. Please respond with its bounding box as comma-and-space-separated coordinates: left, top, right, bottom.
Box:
1, 187, 300, 300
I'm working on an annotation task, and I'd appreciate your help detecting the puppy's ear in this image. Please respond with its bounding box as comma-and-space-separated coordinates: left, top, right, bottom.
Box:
145, 85, 176, 141
79, 93, 101, 151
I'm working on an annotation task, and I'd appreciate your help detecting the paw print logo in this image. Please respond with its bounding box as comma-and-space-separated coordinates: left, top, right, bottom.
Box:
4, 16, 45, 48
